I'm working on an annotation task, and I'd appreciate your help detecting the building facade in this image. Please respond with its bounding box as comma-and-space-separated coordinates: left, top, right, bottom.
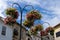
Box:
0, 17, 57, 40
0, 17, 27, 40
54, 23, 60, 40
0, 17, 13, 40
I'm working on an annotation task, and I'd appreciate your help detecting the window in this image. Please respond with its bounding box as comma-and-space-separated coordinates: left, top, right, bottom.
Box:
56, 31, 60, 37
13, 29, 18, 36
1, 26, 6, 36
28, 38, 30, 40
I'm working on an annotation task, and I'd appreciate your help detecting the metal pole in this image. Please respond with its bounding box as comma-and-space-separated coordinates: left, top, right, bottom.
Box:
12, 3, 34, 40
38, 22, 50, 40
42, 22, 51, 40
12, 3, 22, 40
42, 22, 50, 27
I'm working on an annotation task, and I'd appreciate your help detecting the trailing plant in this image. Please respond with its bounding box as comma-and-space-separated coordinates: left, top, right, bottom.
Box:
45, 27, 54, 36
4, 16, 16, 25
23, 20, 34, 28
40, 30, 48, 36
26, 10, 42, 21
4, 8, 19, 25
30, 27, 38, 35
6, 8, 19, 19
36, 24, 43, 31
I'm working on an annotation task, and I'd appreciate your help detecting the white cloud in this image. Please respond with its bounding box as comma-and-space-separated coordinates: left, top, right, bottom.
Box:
19, 0, 60, 28
38, 0, 60, 29
46, 17, 60, 27
21, 0, 41, 5
42, 17, 60, 29
51, 7, 60, 15
39, 0, 60, 9
39, 0, 60, 15
0, 0, 60, 27
0, 0, 7, 18
3, 0, 41, 5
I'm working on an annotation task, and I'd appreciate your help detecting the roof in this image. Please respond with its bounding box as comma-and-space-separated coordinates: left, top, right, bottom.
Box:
54, 23, 60, 30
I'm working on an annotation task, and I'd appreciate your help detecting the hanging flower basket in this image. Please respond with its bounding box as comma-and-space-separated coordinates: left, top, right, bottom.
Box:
50, 30, 54, 36
45, 27, 54, 32
26, 10, 42, 21
45, 31, 48, 36
6, 8, 19, 19
4, 16, 16, 25
45, 27, 54, 36
36, 24, 43, 31
31, 31, 37, 35
40, 30, 45, 36
23, 20, 34, 28
31, 27, 38, 32
30, 27, 38, 35
40, 30, 48, 36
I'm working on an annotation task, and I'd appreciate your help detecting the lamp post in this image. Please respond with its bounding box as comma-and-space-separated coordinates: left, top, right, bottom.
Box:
12, 3, 34, 40
42, 22, 50, 27
39, 22, 50, 40
42, 22, 51, 40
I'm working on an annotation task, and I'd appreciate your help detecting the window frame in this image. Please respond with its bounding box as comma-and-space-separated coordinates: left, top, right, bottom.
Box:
56, 31, 60, 37
1, 26, 6, 36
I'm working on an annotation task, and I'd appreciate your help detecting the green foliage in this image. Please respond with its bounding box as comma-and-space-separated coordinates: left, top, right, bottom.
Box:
23, 20, 34, 28
26, 10, 42, 21
36, 24, 43, 31
6, 8, 18, 19
29, 29, 38, 35
50, 30, 54, 36
23, 10, 42, 35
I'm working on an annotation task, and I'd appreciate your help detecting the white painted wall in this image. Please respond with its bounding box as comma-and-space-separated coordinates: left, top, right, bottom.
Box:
31, 34, 54, 40
31, 35, 41, 40
0, 20, 13, 40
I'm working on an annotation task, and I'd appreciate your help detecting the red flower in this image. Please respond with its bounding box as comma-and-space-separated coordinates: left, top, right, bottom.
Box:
4, 18, 9, 24
13, 11, 19, 19
4, 16, 16, 24
26, 10, 41, 21
45, 27, 54, 32
26, 13, 34, 20
40, 30, 48, 36
40, 30, 45, 36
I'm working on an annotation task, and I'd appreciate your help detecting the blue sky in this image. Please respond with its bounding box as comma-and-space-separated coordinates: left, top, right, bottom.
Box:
0, 0, 60, 29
